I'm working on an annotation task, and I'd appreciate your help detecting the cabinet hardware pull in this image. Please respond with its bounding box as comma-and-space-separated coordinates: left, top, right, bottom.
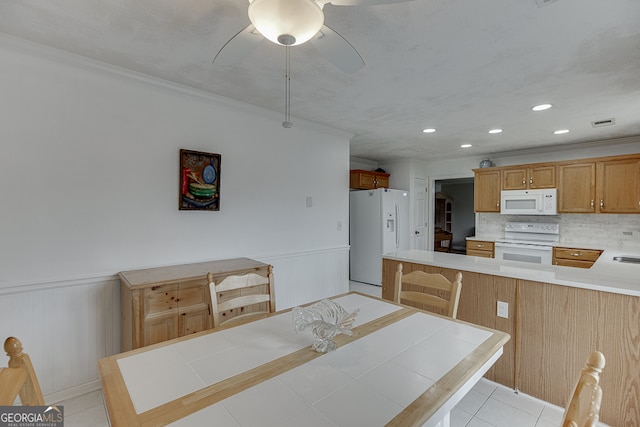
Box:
529, 177, 533, 184
478, 244, 484, 248
522, 178, 525, 185
590, 200, 594, 208
571, 252, 581, 257
600, 199, 604, 208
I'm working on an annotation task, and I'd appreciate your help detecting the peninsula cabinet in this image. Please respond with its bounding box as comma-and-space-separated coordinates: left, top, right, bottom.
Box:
381, 258, 640, 427
120, 258, 271, 351
473, 168, 501, 212
501, 164, 556, 190
517, 281, 640, 427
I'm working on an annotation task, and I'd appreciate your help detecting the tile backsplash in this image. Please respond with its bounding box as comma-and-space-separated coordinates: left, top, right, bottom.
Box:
476, 214, 640, 249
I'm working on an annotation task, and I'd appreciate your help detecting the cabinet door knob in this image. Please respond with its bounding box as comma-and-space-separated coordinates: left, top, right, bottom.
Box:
590, 200, 594, 208
600, 199, 604, 208
529, 177, 533, 184
522, 178, 526, 185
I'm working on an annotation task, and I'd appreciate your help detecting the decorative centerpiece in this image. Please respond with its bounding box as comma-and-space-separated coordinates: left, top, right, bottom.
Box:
292, 300, 359, 353
479, 159, 495, 168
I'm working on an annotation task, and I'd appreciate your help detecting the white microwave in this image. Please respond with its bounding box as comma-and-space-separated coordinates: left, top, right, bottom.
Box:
500, 189, 557, 215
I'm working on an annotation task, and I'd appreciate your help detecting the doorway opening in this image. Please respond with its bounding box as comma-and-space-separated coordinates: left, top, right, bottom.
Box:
433, 177, 474, 254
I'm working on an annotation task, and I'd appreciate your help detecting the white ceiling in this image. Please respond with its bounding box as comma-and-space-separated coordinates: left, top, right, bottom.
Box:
1, 0, 639, 162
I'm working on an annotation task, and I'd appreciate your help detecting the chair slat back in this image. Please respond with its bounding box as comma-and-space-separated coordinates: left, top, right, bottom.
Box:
562, 351, 605, 427
0, 337, 45, 406
394, 263, 462, 319
208, 266, 275, 327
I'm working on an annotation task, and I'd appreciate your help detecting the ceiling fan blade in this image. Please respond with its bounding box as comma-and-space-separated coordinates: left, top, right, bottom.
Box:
213, 24, 264, 66
310, 25, 364, 73
324, 0, 414, 6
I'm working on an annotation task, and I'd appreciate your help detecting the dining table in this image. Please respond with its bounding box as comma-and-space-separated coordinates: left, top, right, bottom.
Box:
98, 292, 510, 427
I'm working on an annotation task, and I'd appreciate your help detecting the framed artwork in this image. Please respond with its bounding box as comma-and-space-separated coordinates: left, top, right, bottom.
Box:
179, 149, 221, 211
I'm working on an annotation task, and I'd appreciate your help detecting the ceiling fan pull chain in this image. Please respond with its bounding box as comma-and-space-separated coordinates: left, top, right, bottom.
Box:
283, 45, 293, 128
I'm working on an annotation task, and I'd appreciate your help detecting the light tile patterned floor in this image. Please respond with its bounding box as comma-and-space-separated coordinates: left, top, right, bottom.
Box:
54, 282, 610, 427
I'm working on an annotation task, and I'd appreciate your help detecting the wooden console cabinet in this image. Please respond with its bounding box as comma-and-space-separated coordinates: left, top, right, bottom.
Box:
120, 258, 271, 351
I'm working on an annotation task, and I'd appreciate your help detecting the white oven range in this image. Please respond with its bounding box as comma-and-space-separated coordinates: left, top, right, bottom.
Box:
494, 222, 559, 265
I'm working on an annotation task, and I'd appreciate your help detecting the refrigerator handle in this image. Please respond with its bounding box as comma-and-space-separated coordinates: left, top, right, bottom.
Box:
395, 203, 399, 248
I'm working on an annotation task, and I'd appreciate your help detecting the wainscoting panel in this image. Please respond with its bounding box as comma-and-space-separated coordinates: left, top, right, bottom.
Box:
0, 246, 349, 401
0, 275, 120, 403
257, 246, 350, 310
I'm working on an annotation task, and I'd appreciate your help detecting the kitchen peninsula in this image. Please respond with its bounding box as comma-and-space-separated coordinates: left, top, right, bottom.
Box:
381, 249, 640, 427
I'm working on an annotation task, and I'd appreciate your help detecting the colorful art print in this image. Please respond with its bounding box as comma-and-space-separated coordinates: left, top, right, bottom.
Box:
179, 149, 221, 211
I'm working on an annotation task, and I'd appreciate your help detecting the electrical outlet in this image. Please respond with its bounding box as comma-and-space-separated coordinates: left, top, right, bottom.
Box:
497, 301, 509, 319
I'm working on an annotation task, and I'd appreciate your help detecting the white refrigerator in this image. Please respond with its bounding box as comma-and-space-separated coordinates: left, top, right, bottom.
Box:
349, 188, 410, 286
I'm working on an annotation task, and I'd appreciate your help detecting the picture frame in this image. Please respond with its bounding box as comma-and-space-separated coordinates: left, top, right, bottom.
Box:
179, 149, 221, 211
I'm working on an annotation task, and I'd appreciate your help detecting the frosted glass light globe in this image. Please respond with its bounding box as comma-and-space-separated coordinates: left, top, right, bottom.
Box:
248, 0, 324, 46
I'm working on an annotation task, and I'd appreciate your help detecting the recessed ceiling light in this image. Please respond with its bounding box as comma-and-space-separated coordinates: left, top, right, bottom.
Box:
488, 129, 503, 134
554, 129, 570, 135
461, 144, 472, 148
422, 128, 436, 133
532, 104, 552, 111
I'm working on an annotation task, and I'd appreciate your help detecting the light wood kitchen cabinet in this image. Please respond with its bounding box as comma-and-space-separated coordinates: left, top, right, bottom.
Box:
349, 169, 389, 189
473, 168, 501, 212
557, 161, 597, 213
120, 258, 271, 351
553, 246, 602, 268
466, 240, 494, 258
597, 157, 640, 213
381, 258, 640, 426
517, 280, 640, 426
382, 259, 516, 387
502, 165, 556, 190
558, 155, 640, 213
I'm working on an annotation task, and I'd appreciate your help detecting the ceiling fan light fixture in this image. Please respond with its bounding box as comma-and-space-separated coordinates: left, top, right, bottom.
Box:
248, 0, 324, 47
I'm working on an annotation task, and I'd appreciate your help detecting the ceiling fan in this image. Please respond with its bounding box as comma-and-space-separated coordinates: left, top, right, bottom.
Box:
213, 0, 414, 72
213, 0, 413, 126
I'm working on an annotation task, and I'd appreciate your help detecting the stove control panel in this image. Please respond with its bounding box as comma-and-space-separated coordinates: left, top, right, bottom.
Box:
504, 222, 559, 235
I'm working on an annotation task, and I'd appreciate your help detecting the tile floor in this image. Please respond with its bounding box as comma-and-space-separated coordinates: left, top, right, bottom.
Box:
54, 281, 609, 427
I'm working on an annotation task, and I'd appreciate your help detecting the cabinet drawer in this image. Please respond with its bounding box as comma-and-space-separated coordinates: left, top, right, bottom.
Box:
467, 241, 494, 251
554, 258, 595, 269
467, 249, 493, 258
553, 247, 602, 262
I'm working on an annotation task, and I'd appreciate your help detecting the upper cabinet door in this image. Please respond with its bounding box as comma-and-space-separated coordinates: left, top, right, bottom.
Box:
558, 162, 596, 213
597, 158, 640, 213
502, 165, 556, 190
502, 168, 528, 190
474, 169, 501, 212
528, 165, 556, 189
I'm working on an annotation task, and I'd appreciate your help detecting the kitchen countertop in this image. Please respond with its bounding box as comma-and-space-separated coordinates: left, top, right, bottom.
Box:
384, 248, 640, 297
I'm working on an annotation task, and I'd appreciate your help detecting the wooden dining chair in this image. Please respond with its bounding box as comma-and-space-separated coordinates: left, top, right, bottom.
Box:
208, 266, 275, 327
394, 263, 462, 319
561, 351, 606, 427
0, 337, 45, 406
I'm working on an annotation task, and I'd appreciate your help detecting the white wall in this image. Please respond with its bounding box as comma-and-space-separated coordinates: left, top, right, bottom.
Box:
0, 35, 350, 400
